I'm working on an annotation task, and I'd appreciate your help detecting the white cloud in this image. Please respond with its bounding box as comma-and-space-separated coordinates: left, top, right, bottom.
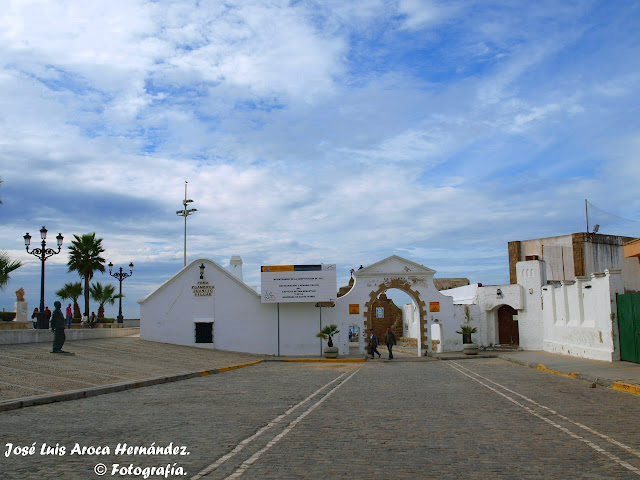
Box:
1, 0, 639, 317
397, 0, 458, 30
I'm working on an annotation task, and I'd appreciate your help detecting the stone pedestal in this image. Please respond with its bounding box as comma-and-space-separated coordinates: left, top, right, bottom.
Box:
14, 302, 28, 322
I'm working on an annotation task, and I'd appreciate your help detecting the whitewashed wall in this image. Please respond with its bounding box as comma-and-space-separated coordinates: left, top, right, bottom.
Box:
139, 259, 325, 356
402, 303, 420, 338
512, 260, 546, 350
440, 283, 522, 349
542, 269, 623, 361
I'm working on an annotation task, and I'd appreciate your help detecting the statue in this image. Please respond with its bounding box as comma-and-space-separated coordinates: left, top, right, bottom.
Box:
15, 288, 25, 302
51, 301, 69, 354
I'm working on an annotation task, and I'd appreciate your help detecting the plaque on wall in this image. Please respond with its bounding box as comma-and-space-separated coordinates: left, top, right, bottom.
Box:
192, 281, 214, 297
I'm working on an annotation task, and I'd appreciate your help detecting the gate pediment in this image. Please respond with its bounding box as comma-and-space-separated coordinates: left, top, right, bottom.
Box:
355, 255, 436, 278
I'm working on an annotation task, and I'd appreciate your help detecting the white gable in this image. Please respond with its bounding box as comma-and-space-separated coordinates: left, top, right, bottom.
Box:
137, 257, 258, 305
355, 255, 436, 277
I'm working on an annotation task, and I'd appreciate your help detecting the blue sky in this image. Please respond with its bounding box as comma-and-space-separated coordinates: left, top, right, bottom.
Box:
1, 0, 640, 318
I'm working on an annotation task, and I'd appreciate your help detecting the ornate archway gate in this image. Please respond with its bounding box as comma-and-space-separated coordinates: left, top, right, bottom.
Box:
363, 278, 428, 355
328, 255, 455, 357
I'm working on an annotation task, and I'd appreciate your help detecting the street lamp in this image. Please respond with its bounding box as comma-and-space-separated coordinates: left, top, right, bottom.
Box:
176, 181, 197, 267
108, 261, 134, 324
24, 226, 63, 329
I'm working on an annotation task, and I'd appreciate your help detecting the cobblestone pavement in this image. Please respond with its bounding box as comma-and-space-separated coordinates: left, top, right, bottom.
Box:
1, 358, 640, 479
0, 337, 263, 402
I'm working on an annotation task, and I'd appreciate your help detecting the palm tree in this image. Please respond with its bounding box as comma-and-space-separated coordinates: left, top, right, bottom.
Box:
89, 282, 120, 318
0, 251, 22, 290
67, 233, 106, 317
316, 324, 340, 347
56, 282, 83, 318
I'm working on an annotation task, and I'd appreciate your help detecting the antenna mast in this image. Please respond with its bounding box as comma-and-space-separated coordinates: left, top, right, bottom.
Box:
585, 199, 589, 234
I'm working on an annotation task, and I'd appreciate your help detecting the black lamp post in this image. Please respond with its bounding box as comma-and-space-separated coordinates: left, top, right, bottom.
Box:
108, 261, 133, 324
24, 226, 63, 329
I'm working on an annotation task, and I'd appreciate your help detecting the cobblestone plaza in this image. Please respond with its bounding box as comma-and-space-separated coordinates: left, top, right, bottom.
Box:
1, 339, 640, 479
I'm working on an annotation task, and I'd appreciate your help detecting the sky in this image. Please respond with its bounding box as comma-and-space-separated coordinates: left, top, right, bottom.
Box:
1, 0, 640, 318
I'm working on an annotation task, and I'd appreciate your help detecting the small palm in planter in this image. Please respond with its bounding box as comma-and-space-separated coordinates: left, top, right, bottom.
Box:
317, 324, 340, 358
456, 325, 478, 355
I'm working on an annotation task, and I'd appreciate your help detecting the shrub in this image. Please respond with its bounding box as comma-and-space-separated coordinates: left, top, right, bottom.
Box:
0, 312, 16, 321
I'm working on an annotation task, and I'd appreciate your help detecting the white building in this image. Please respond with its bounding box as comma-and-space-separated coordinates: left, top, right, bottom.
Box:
139, 255, 463, 357
139, 251, 637, 362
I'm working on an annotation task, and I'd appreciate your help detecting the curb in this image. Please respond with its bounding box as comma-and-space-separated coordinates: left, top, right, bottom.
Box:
428, 353, 499, 361
264, 358, 366, 363
0, 356, 366, 412
497, 355, 640, 395
612, 382, 640, 396
0, 360, 264, 413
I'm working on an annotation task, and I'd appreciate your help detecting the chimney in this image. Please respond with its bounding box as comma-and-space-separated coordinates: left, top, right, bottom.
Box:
229, 255, 243, 281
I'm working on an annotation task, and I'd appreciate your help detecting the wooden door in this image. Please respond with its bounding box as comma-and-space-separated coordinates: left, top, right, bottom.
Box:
498, 305, 519, 345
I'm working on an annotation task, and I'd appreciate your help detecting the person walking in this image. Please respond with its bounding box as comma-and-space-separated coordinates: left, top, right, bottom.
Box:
385, 326, 397, 360
31, 307, 39, 329
65, 303, 73, 329
51, 301, 67, 353
369, 328, 381, 359
89, 312, 96, 329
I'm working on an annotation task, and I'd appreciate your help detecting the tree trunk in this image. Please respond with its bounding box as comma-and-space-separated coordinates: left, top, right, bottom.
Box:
73, 302, 81, 318
98, 305, 105, 318
84, 275, 90, 318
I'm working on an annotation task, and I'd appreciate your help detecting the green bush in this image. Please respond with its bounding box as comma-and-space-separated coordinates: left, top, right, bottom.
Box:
0, 312, 16, 321
100, 318, 116, 323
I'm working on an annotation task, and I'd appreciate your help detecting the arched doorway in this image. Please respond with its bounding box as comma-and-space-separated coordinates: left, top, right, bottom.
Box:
497, 305, 519, 345
363, 279, 428, 357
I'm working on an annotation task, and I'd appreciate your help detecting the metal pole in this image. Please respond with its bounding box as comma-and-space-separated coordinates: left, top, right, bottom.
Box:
319, 306, 322, 356
117, 267, 124, 323
277, 303, 280, 357
184, 182, 188, 267
39, 241, 45, 329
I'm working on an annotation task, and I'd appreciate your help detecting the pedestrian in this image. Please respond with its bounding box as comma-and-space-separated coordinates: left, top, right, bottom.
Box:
31, 307, 39, 329
44, 306, 52, 329
369, 328, 381, 359
89, 312, 96, 328
65, 303, 73, 329
51, 301, 67, 353
385, 326, 397, 360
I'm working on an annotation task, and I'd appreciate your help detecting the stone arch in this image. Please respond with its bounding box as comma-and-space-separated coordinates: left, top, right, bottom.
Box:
362, 278, 428, 352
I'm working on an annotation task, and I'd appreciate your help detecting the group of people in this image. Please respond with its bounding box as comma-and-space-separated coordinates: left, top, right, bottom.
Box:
31, 304, 98, 331
30, 306, 51, 329
369, 326, 397, 360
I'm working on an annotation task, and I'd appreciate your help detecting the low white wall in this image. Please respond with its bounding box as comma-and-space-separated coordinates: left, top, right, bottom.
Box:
0, 328, 140, 345
542, 269, 623, 361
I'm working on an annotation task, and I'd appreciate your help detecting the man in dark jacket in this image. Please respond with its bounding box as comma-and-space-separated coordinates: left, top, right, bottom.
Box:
385, 326, 397, 360
369, 328, 381, 359
51, 301, 66, 353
